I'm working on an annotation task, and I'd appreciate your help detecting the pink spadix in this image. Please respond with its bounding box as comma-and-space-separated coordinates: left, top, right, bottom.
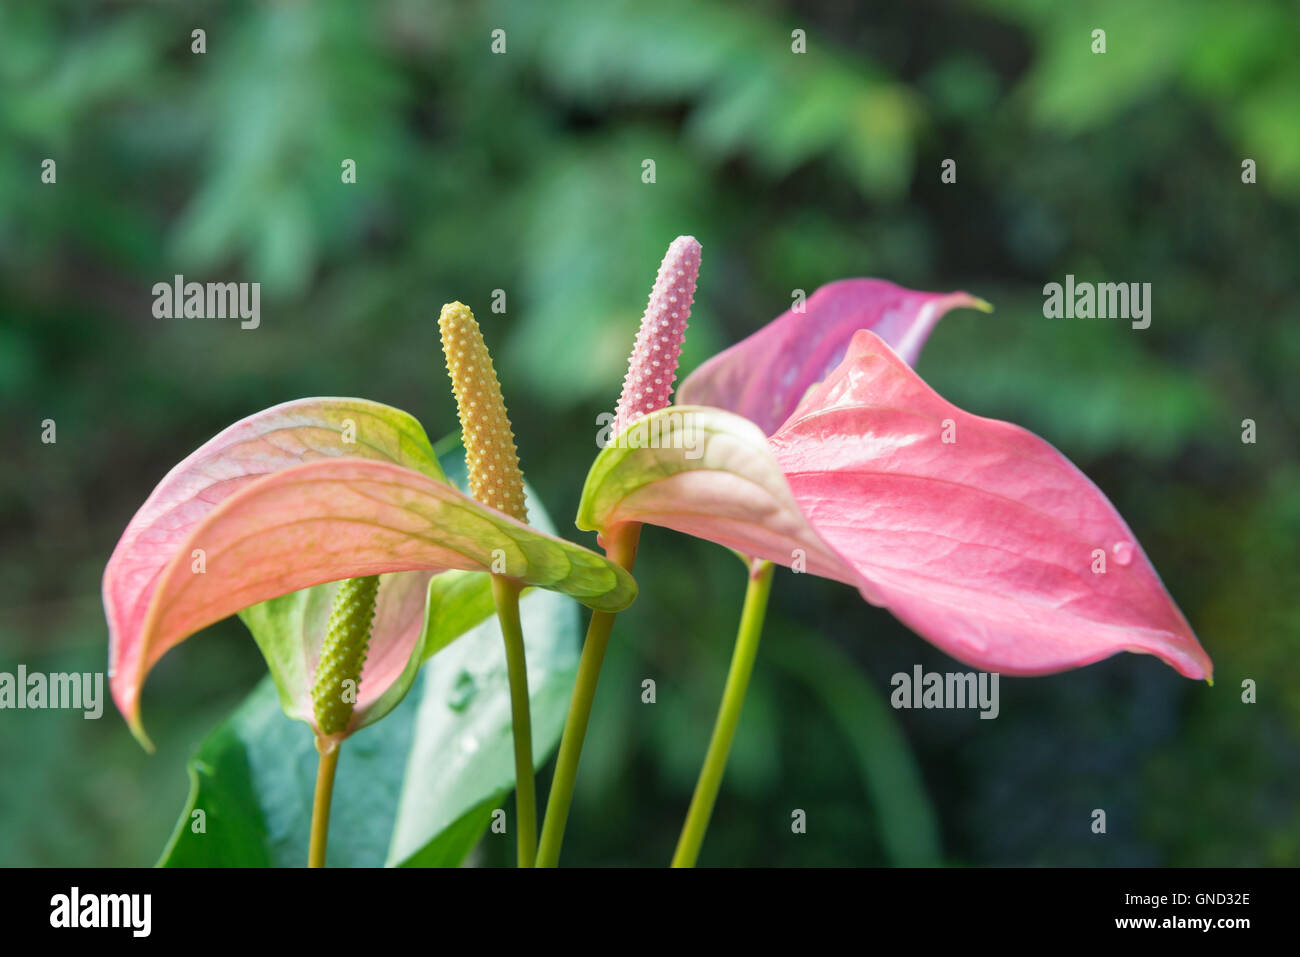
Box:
612, 236, 702, 435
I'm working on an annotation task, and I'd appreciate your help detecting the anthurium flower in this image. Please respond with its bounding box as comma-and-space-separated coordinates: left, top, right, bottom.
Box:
104, 397, 637, 749
535, 234, 701, 867
579, 289, 1211, 681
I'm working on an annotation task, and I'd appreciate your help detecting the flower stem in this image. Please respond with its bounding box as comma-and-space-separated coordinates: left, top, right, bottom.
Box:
308, 739, 341, 868
492, 573, 536, 867
672, 559, 775, 868
535, 523, 641, 867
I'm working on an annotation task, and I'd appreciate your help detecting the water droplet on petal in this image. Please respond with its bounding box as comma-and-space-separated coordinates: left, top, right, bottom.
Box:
1112, 541, 1134, 566
448, 670, 478, 712
460, 735, 480, 755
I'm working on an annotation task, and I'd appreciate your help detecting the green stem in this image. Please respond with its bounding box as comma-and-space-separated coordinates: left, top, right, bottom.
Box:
535, 523, 641, 867
308, 740, 341, 868
492, 574, 536, 868
672, 559, 775, 868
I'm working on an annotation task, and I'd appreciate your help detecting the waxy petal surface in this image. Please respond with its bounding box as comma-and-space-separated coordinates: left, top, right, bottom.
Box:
111, 457, 636, 742
577, 407, 850, 583
678, 280, 988, 435
770, 331, 1210, 679
579, 335, 1211, 680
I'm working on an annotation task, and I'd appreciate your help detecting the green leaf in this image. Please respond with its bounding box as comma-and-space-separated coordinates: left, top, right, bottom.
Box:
421, 570, 497, 661
385, 570, 580, 864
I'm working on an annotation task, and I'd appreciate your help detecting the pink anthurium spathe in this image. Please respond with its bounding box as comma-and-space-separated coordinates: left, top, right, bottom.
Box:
678, 279, 990, 435
104, 397, 637, 749
581, 290, 1212, 681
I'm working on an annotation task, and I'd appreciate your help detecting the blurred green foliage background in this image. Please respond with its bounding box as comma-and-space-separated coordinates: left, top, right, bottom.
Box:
2, 0, 1298, 866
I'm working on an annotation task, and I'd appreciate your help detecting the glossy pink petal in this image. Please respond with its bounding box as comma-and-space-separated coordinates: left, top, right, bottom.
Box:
108, 457, 636, 743
774, 331, 1211, 678
678, 280, 989, 435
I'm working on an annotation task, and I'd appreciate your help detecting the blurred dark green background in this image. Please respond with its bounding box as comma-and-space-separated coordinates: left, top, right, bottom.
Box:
2, 0, 1298, 866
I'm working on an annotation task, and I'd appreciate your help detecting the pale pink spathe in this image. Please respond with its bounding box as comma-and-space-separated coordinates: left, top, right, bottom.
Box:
103, 399, 635, 746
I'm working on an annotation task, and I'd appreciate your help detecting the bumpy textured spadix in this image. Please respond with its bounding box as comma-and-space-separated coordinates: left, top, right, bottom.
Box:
311, 575, 380, 736
613, 236, 702, 434
439, 302, 529, 523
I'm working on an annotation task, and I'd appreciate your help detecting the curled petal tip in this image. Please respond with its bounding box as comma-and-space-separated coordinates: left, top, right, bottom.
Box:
127, 709, 155, 753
